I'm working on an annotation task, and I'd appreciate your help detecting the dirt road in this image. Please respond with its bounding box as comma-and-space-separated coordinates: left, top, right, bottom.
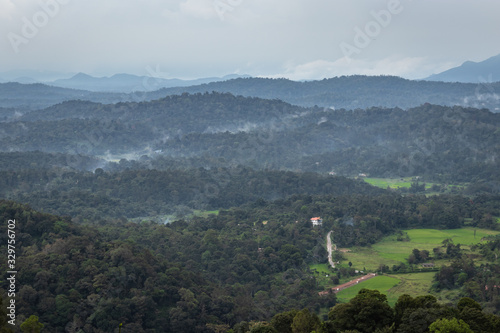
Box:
318, 273, 377, 296
327, 231, 336, 269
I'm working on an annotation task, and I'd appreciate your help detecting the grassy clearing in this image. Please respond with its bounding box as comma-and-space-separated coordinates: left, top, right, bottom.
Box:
335, 273, 436, 306
336, 276, 401, 305
310, 264, 333, 275
385, 272, 435, 303
344, 228, 500, 271
364, 177, 413, 189
310, 264, 335, 290
363, 178, 468, 194
341, 247, 401, 272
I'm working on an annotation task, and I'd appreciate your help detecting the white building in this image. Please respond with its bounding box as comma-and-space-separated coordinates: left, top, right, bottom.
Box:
310, 217, 323, 226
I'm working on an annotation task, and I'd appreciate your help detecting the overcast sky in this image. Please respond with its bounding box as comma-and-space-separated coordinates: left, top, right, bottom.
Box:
1, 0, 500, 81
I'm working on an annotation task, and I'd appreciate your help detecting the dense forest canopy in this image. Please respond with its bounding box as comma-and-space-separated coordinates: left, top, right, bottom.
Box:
0, 93, 499, 184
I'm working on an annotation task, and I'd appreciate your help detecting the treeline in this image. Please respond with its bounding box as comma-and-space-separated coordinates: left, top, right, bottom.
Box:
1, 167, 384, 221
232, 290, 500, 333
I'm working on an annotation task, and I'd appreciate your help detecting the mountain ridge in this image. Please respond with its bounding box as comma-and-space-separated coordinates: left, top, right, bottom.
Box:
2, 75, 500, 112
426, 53, 500, 83
49, 72, 252, 92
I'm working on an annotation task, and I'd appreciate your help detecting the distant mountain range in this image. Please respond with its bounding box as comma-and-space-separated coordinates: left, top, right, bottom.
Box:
48, 73, 251, 92
0, 71, 251, 92
1, 75, 500, 112
0, 69, 70, 83
426, 54, 500, 83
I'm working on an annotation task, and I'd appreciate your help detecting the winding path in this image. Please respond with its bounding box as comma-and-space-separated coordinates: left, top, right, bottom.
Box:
327, 231, 336, 269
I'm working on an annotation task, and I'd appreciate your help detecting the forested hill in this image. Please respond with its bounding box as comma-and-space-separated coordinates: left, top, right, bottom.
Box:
17, 92, 306, 126
2, 75, 500, 111
141, 76, 500, 111
2, 93, 498, 183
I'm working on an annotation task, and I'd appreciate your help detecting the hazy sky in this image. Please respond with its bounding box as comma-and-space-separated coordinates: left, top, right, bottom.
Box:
1, 0, 500, 81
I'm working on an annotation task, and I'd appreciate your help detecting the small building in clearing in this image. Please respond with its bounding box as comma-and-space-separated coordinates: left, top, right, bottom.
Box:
310, 217, 323, 226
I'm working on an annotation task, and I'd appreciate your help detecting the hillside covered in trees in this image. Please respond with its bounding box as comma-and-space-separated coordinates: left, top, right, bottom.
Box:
1, 93, 499, 186
1, 188, 500, 332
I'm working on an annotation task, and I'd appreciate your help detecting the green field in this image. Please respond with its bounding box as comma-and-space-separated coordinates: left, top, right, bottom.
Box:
332, 227, 500, 305
363, 177, 437, 189
363, 177, 414, 189
344, 228, 500, 271
335, 272, 438, 306
336, 275, 400, 305
386, 272, 436, 303
363, 177, 467, 195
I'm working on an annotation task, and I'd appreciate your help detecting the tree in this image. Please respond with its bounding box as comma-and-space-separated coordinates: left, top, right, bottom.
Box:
329, 289, 393, 333
206, 323, 230, 333
271, 310, 298, 333
457, 297, 481, 312
429, 318, 473, 333
291, 309, 320, 333
394, 294, 415, 328
250, 324, 278, 333
394, 294, 443, 333
412, 249, 422, 262
233, 321, 250, 333
20, 315, 44, 333
397, 307, 443, 333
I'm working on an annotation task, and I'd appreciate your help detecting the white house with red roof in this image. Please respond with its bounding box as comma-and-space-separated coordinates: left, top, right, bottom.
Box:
310, 217, 323, 226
